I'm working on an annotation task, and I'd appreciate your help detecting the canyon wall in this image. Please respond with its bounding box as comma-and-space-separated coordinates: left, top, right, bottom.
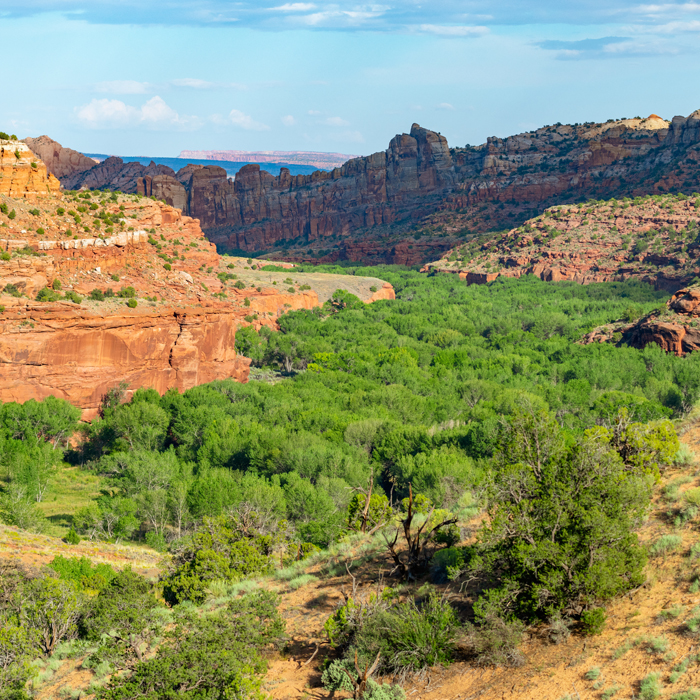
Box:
26, 109, 700, 264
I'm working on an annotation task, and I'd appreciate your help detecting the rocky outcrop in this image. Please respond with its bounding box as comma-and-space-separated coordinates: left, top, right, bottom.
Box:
32, 109, 700, 265
0, 301, 252, 416
621, 286, 700, 355
193, 124, 456, 253
23, 136, 96, 180
425, 191, 700, 291
0, 140, 60, 199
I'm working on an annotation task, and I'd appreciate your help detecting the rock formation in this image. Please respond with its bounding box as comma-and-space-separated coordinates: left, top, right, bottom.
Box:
0, 145, 395, 416
28, 109, 700, 265
24, 136, 97, 181
424, 190, 700, 292
584, 286, 700, 356
0, 138, 60, 199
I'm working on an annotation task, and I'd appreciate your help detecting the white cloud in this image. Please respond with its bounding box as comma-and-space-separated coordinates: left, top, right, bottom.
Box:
228, 108, 270, 130
270, 2, 316, 10
295, 7, 387, 27
281, 115, 296, 126
436, 102, 455, 110
308, 109, 321, 115
76, 96, 198, 129
94, 80, 151, 94
171, 78, 215, 89
324, 116, 350, 126
418, 24, 488, 37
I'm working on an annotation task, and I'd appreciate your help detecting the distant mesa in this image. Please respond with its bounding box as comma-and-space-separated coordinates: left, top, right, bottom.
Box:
178, 149, 360, 169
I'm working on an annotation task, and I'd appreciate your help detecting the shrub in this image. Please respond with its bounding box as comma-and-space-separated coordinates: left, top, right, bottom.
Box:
126, 299, 137, 308
64, 291, 82, 304
430, 547, 465, 583
163, 263, 171, 271
350, 593, 459, 677
95, 591, 283, 700
4, 283, 21, 297
36, 227, 45, 235
56, 207, 65, 216
465, 610, 525, 667
110, 274, 119, 282
48, 556, 116, 591
8, 209, 16, 219
585, 667, 601, 681
650, 534, 682, 558
0, 252, 9, 261
639, 672, 662, 700
582, 608, 607, 636
65, 527, 81, 545
117, 286, 136, 298
234, 280, 245, 289
89, 289, 105, 301
464, 406, 650, 622
52, 278, 62, 290
36, 287, 61, 302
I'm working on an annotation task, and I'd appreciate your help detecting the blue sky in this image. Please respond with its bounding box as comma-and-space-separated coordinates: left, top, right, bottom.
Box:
2, 1, 700, 157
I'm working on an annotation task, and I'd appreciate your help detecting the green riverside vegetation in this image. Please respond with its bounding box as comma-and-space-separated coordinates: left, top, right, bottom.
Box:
0, 268, 697, 699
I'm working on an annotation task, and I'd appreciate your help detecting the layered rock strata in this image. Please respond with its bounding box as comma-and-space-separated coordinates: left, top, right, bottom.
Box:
1, 139, 60, 198
0, 145, 394, 415
24, 109, 700, 264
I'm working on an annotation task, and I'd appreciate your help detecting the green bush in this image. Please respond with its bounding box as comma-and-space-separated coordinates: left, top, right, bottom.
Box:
650, 534, 682, 558
0, 252, 9, 261
36, 287, 61, 302
639, 672, 662, 700
126, 298, 137, 308
3, 283, 21, 297
430, 547, 466, 583
581, 608, 607, 636
48, 555, 116, 591
89, 289, 105, 301
65, 527, 81, 545
163, 263, 171, 271
350, 593, 459, 676
52, 278, 62, 290
95, 591, 283, 700
117, 286, 136, 298
36, 227, 45, 235
8, 209, 16, 219
64, 290, 82, 304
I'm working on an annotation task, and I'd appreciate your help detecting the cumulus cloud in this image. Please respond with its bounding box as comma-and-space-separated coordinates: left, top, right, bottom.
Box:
94, 80, 151, 94
76, 96, 198, 129
436, 102, 455, 110
281, 115, 296, 126
228, 109, 270, 130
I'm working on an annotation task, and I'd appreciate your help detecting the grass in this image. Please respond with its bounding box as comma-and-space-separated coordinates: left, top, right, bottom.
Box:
642, 635, 671, 657
658, 604, 684, 621
288, 574, 318, 590
584, 667, 601, 680
601, 685, 621, 700
639, 672, 662, 700
36, 464, 104, 537
649, 534, 683, 558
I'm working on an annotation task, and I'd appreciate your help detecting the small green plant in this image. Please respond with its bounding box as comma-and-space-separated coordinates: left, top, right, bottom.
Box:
89, 289, 105, 301
126, 298, 137, 308
52, 278, 62, 291
288, 574, 318, 590
601, 685, 621, 699
581, 608, 606, 636
111, 274, 120, 282
0, 252, 8, 261
650, 534, 682, 558
8, 209, 16, 220
670, 690, 700, 700
585, 667, 601, 681
639, 672, 662, 700
64, 290, 82, 304
65, 527, 81, 545
163, 263, 172, 271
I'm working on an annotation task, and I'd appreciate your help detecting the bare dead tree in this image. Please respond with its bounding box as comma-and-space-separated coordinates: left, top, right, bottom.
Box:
342, 650, 382, 699
384, 484, 457, 581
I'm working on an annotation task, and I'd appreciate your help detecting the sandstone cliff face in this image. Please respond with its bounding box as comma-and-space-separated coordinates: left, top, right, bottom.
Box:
425, 191, 700, 291
622, 286, 700, 356
0, 301, 251, 416
0, 161, 394, 415
24, 136, 96, 180
0, 140, 60, 199
33, 110, 700, 266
